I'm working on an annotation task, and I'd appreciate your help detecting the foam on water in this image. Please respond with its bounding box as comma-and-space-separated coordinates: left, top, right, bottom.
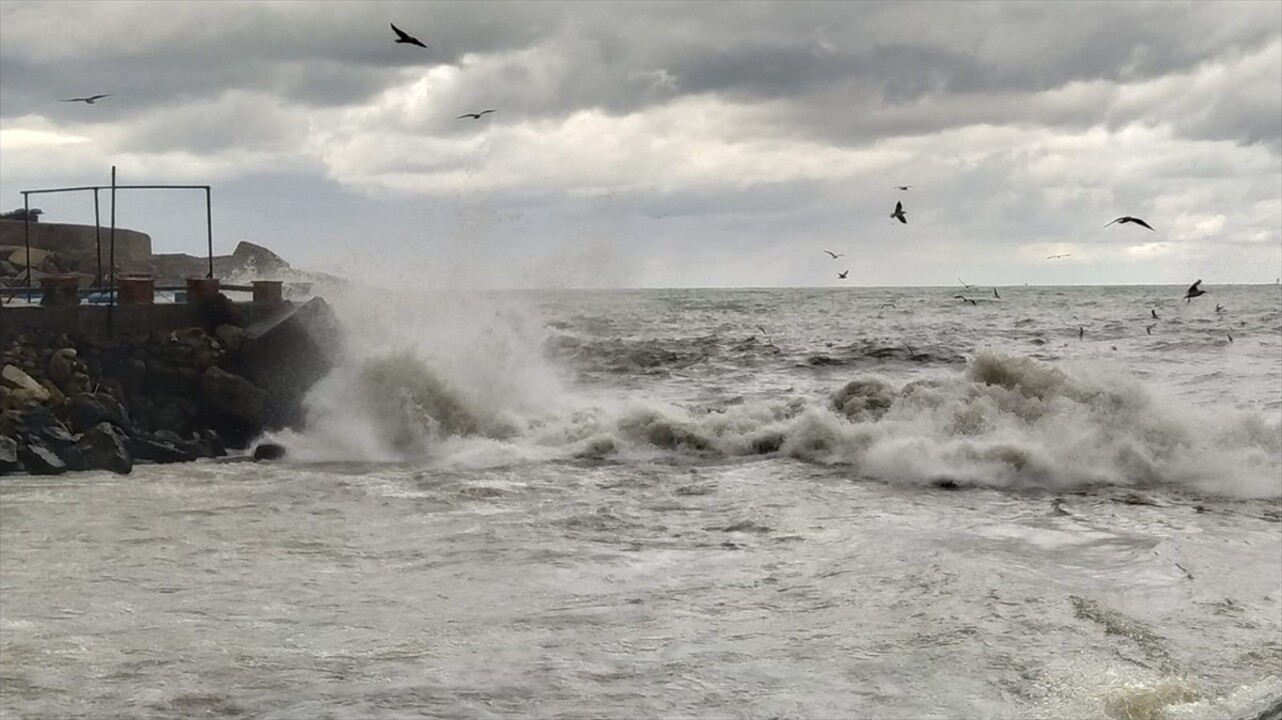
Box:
271, 283, 1281, 499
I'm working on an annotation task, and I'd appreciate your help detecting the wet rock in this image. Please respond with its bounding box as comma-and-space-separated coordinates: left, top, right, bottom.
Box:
72, 422, 132, 475
132, 433, 196, 464
0, 435, 19, 473
252, 442, 286, 461
200, 367, 266, 447
1, 364, 50, 404
65, 392, 130, 434
46, 348, 79, 391
19, 438, 66, 475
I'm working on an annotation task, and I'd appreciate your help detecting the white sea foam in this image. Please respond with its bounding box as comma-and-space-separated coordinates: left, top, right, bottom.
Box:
277, 290, 1282, 498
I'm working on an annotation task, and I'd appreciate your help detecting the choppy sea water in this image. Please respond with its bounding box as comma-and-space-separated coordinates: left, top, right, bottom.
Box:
3, 284, 1280, 719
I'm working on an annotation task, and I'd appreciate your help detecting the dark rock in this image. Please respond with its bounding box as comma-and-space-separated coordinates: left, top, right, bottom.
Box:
0, 435, 19, 473
18, 438, 67, 475
252, 442, 286, 461
132, 433, 196, 464
73, 422, 132, 474
238, 297, 340, 428
146, 361, 200, 396
66, 392, 130, 434
200, 367, 266, 448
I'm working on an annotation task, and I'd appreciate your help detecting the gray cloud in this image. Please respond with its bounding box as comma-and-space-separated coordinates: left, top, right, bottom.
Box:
0, 0, 1277, 288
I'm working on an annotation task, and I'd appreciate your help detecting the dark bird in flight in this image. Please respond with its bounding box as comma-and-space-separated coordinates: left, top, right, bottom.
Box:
823, 250, 845, 259
890, 201, 907, 224
458, 109, 497, 120
1146, 323, 1156, 335
880, 303, 897, 309
953, 295, 977, 305
894, 185, 912, 191
1151, 308, 1159, 319
1079, 326, 1085, 339
391, 23, 428, 48
1183, 279, 1207, 302
1215, 304, 1225, 313
1104, 216, 1155, 231
1046, 253, 1072, 259
992, 287, 1001, 299
838, 270, 849, 279
60, 94, 112, 104
1227, 333, 1234, 343
958, 277, 973, 288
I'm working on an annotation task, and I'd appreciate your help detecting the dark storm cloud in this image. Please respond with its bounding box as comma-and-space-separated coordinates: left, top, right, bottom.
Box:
3, 0, 1277, 152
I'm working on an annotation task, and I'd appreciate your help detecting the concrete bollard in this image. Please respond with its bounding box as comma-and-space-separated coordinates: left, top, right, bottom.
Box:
251, 280, 284, 307
117, 275, 155, 305
39, 275, 82, 306
185, 277, 221, 304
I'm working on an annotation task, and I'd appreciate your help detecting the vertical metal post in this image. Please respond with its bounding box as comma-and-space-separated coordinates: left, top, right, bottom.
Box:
109, 166, 117, 336
205, 187, 213, 279
94, 188, 103, 286
22, 192, 31, 287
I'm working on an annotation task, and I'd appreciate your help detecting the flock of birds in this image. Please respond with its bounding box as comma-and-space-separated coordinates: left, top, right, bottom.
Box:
58, 21, 1232, 329
60, 23, 496, 121
820, 187, 1214, 320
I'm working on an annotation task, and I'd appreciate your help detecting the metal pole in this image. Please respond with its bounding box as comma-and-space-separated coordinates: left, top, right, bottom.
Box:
94, 189, 103, 286
205, 187, 213, 279
22, 192, 31, 287
109, 166, 117, 336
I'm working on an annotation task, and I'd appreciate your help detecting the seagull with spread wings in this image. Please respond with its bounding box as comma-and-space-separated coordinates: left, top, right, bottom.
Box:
890, 201, 907, 224
1183, 279, 1207, 303
1104, 216, 1155, 231
391, 23, 428, 48
60, 94, 112, 104
823, 250, 845, 259
458, 109, 497, 120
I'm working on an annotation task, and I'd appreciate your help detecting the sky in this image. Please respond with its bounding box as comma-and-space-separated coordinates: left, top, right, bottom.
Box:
1, 0, 1279, 289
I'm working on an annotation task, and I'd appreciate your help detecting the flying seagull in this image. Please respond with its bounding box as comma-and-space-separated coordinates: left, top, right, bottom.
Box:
1104, 216, 1155, 231
1215, 304, 1225, 313
953, 295, 977, 306
1151, 309, 1159, 319
823, 250, 845, 259
60, 94, 112, 104
894, 185, 912, 191
992, 287, 1001, 299
838, 270, 849, 279
1183, 279, 1207, 303
458, 109, 497, 120
958, 277, 974, 288
390, 23, 428, 48
1079, 326, 1085, 339
890, 201, 907, 224
1046, 253, 1072, 259
1146, 323, 1156, 335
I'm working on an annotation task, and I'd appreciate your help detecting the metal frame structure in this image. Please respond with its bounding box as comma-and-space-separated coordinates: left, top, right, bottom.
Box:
13, 165, 214, 293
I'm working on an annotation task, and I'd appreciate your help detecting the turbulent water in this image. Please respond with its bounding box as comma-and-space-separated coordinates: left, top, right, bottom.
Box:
3, 284, 1281, 719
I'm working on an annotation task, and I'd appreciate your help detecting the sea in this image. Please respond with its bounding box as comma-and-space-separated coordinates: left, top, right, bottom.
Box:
2, 284, 1280, 720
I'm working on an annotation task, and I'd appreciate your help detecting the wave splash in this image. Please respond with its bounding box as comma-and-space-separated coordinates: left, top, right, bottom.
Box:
274, 295, 1281, 499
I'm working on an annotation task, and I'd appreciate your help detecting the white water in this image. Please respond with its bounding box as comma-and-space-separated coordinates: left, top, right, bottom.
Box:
3, 285, 1280, 719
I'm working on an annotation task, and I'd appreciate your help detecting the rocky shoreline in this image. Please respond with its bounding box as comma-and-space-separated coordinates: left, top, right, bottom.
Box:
1, 295, 339, 475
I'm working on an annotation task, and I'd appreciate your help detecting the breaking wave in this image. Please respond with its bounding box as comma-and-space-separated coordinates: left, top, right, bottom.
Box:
274, 320, 1281, 497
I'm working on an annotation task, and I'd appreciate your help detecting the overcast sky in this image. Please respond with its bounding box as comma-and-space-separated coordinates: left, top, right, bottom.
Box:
1, 0, 1279, 288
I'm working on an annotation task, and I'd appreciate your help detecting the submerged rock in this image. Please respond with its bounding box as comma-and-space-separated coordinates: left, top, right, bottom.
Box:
252, 442, 286, 461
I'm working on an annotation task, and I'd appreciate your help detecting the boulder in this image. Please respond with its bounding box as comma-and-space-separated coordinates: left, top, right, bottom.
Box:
47, 348, 80, 393
2, 364, 49, 402
238, 297, 340, 428
200, 367, 266, 446
131, 433, 196, 464
71, 422, 132, 474
6, 246, 50, 269
18, 438, 66, 475
252, 442, 287, 461
65, 392, 130, 434
0, 435, 19, 473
